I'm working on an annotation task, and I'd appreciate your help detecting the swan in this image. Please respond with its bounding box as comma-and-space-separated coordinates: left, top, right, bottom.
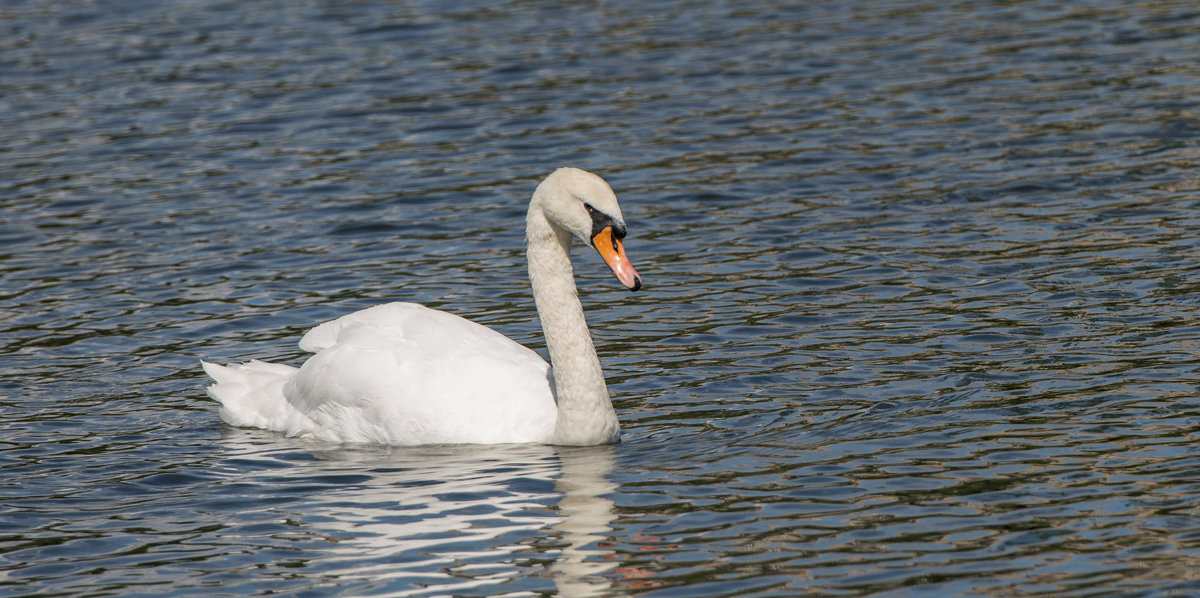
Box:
202, 167, 642, 446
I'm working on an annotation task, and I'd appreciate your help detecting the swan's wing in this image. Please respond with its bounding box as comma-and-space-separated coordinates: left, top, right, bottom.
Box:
284, 303, 557, 445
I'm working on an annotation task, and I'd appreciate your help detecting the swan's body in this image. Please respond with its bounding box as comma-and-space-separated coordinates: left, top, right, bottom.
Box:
202, 168, 641, 446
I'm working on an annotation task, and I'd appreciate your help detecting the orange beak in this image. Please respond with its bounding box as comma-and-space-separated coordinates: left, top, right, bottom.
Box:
591, 226, 642, 291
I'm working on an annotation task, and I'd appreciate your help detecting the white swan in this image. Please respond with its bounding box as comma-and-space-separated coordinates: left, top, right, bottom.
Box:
202, 167, 642, 446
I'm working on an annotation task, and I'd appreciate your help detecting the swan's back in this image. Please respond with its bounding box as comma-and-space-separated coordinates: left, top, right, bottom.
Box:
206, 303, 558, 445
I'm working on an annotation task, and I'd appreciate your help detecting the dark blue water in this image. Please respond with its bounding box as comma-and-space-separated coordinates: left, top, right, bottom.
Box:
3, 1, 1200, 595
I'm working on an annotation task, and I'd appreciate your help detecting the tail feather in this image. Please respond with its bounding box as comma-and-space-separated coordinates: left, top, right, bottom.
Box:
201, 360, 309, 433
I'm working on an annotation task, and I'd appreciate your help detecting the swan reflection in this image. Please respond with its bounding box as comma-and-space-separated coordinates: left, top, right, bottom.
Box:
550, 447, 618, 596
216, 431, 618, 595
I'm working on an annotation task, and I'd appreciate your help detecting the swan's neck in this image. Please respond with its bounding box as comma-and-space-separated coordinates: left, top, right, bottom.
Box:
526, 206, 620, 445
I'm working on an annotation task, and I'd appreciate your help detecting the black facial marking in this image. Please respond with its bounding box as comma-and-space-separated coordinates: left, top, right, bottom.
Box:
584, 202, 626, 244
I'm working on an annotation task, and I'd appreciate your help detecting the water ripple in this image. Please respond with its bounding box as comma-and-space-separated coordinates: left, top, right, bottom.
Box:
4, 0, 1200, 596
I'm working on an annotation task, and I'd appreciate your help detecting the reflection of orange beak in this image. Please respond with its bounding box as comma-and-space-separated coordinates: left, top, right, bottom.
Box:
591, 226, 642, 291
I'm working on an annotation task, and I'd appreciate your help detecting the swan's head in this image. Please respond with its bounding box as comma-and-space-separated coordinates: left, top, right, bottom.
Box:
533, 167, 642, 291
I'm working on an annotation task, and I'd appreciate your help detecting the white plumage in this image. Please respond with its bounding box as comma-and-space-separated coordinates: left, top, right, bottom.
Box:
204, 303, 556, 444
202, 168, 642, 446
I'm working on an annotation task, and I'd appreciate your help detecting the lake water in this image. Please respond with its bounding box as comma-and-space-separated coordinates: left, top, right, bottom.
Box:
3, 0, 1200, 595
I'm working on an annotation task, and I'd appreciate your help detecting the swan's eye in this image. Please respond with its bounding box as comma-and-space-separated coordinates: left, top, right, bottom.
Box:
584, 202, 626, 243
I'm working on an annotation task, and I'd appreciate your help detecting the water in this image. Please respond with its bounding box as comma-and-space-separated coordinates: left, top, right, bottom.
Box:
3, 0, 1200, 595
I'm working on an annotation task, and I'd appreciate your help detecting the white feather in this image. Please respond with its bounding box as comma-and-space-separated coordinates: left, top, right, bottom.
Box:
202, 168, 638, 446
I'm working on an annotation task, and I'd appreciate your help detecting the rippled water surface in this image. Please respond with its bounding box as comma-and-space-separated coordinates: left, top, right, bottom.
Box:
4, 0, 1200, 595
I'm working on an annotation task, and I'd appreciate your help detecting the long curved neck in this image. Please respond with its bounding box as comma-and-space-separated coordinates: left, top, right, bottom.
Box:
526, 203, 620, 445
